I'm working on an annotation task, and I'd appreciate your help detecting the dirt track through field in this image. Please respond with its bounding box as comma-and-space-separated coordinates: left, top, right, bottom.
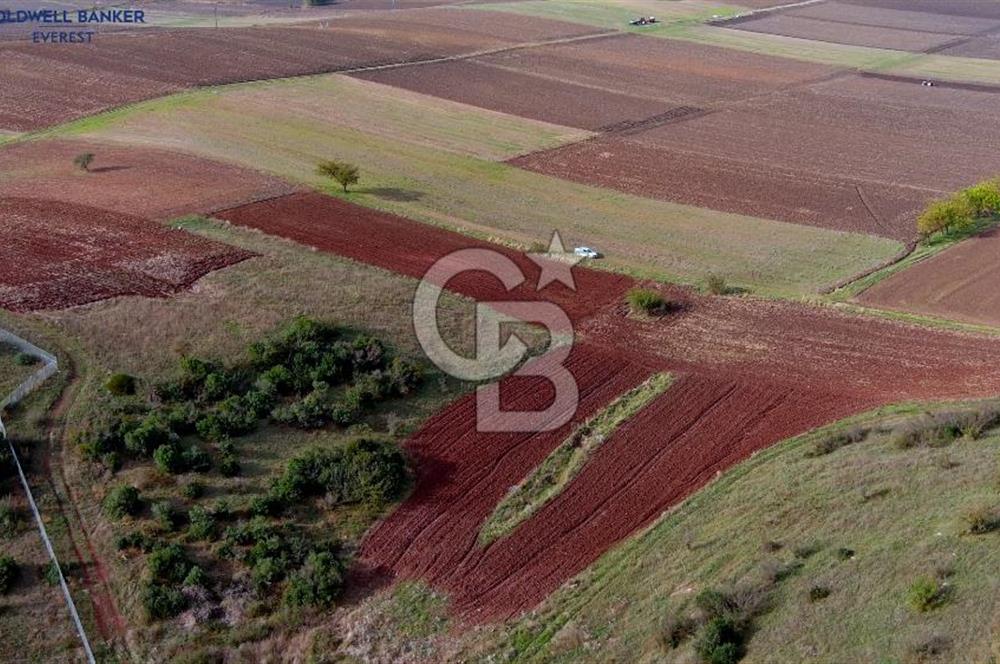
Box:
217, 192, 1000, 620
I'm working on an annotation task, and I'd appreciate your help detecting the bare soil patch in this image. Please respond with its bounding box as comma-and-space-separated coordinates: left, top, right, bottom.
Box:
0, 198, 253, 312
857, 227, 1000, 328
0, 139, 296, 219
788, 1, 1000, 35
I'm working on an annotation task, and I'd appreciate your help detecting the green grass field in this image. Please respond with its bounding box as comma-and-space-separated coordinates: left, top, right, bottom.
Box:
36, 75, 901, 298
454, 404, 1000, 664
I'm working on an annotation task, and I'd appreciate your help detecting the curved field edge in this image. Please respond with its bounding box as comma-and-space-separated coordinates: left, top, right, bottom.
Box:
463, 401, 1000, 663
22, 76, 902, 298
479, 372, 674, 546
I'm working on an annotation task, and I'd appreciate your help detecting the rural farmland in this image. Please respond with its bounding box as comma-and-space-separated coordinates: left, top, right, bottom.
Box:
2, 1, 1000, 663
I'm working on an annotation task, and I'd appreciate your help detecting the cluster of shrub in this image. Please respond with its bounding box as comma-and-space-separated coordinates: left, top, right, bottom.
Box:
917, 176, 1000, 237
104, 436, 407, 620
85, 318, 423, 621
77, 317, 422, 475
662, 584, 772, 664
807, 404, 1000, 458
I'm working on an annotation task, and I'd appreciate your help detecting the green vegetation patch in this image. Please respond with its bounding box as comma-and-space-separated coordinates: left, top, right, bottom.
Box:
479, 373, 673, 545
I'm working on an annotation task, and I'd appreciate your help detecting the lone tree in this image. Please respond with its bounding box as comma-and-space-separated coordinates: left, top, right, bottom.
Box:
316, 160, 360, 193
73, 152, 95, 172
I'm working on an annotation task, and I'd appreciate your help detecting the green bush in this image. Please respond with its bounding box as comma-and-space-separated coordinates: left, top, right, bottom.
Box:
106, 373, 137, 396
270, 439, 408, 511
124, 416, 174, 457
148, 543, 193, 584
695, 617, 743, 664
142, 582, 187, 620
0, 555, 19, 594
103, 485, 142, 520
251, 556, 286, 590
43, 561, 65, 586
182, 481, 206, 500
152, 500, 183, 532
183, 565, 208, 589
14, 352, 37, 367
626, 288, 670, 316
316, 159, 360, 193
908, 576, 948, 613
187, 506, 217, 541
284, 551, 344, 608
115, 530, 155, 552
808, 585, 831, 602
153, 442, 185, 474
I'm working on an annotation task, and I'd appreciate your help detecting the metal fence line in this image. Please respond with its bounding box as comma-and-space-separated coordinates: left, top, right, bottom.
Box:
1, 329, 96, 664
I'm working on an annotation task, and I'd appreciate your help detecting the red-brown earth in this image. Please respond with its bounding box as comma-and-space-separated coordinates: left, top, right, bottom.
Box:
215, 192, 1000, 620
0, 197, 253, 312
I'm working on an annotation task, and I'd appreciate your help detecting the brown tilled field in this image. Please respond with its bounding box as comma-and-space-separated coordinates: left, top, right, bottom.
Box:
0, 197, 253, 311
217, 192, 1000, 620
0, 9, 601, 131
510, 138, 930, 241
353, 33, 835, 130
857, 228, 1000, 328
841, 0, 1000, 21
787, 0, 999, 35
728, 14, 964, 52
514, 73, 1000, 241
0, 139, 296, 219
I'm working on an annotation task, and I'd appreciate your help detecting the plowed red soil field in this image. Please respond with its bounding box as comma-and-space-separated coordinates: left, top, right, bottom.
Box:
856, 228, 1000, 328
0, 198, 253, 312
352, 33, 834, 130
0, 9, 601, 131
218, 192, 1000, 620
0, 139, 296, 219
213, 192, 633, 323
786, 1, 999, 35
514, 74, 1000, 241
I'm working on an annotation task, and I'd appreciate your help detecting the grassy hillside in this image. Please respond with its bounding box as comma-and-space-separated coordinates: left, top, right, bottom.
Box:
36, 77, 902, 297
451, 403, 1000, 664
0, 343, 37, 399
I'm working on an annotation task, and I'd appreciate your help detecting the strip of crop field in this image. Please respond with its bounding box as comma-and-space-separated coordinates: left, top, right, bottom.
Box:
479, 372, 674, 546
37, 75, 902, 297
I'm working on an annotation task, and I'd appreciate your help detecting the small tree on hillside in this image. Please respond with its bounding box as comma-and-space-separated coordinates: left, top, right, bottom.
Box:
73, 153, 95, 172
316, 160, 360, 193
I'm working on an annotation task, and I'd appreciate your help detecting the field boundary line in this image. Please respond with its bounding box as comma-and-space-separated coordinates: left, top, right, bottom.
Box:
0, 329, 95, 664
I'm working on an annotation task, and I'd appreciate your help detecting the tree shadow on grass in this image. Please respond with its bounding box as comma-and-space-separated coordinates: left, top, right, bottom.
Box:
356, 187, 424, 203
